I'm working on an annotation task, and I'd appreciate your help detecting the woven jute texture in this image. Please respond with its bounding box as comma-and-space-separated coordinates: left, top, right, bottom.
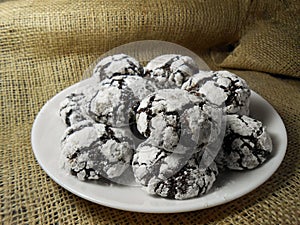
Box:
1, 0, 299, 224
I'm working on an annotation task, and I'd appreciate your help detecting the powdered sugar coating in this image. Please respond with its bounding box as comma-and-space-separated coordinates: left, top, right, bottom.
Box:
100, 75, 158, 100
215, 115, 272, 170
132, 142, 190, 186
182, 70, 251, 115
92, 54, 143, 81
60, 121, 134, 180
89, 75, 158, 127
135, 89, 223, 153
146, 153, 219, 200
145, 54, 199, 88
59, 84, 99, 126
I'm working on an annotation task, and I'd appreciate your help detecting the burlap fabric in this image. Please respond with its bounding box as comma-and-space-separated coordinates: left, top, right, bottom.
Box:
1, 0, 299, 224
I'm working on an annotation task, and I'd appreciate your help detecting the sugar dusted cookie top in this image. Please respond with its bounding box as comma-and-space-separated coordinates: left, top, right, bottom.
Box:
92, 54, 144, 81
60, 121, 134, 180
145, 153, 219, 200
59, 84, 99, 126
145, 54, 199, 88
215, 114, 272, 170
182, 70, 251, 115
134, 89, 222, 153
132, 142, 189, 187
86, 75, 158, 127
100, 75, 158, 100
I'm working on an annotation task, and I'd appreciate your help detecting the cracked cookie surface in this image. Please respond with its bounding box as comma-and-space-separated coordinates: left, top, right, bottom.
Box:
132, 142, 190, 187
146, 153, 219, 200
145, 54, 199, 88
182, 70, 251, 115
215, 115, 272, 170
59, 84, 99, 126
92, 54, 144, 81
87, 75, 158, 127
60, 121, 134, 180
135, 89, 223, 153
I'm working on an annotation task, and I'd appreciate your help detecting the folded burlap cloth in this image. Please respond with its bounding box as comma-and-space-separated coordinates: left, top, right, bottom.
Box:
1, 0, 299, 224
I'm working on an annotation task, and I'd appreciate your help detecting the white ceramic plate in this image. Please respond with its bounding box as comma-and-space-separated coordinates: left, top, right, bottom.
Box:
31, 78, 287, 213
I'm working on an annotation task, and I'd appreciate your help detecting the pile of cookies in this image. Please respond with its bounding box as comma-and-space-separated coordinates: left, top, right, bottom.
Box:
59, 54, 272, 200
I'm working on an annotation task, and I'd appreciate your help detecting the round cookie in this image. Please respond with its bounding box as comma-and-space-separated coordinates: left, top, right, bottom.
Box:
60, 120, 134, 180
182, 70, 251, 115
144, 54, 199, 88
92, 54, 143, 81
99, 74, 158, 100
88, 75, 158, 127
59, 84, 98, 126
135, 89, 224, 153
132, 141, 191, 186
215, 115, 272, 170
146, 153, 219, 200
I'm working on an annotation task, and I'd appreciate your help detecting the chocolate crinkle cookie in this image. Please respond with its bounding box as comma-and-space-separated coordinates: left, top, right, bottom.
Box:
215, 115, 272, 170
146, 153, 219, 200
132, 142, 191, 187
144, 54, 199, 88
134, 89, 223, 153
59, 84, 99, 126
92, 54, 144, 81
91, 75, 157, 127
182, 70, 251, 115
99, 75, 158, 101
60, 121, 134, 180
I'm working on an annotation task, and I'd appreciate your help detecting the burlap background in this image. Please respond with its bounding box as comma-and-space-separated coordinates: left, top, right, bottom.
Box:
1, 0, 299, 224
